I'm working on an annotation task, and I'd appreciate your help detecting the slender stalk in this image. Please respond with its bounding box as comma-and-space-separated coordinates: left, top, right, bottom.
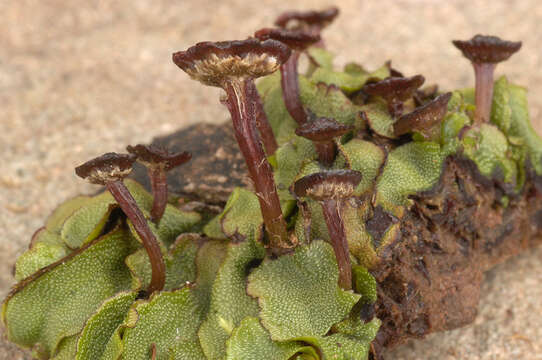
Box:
246, 81, 278, 154
320, 199, 352, 290
107, 181, 166, 294
473, 63, 496, 125
314, 141, 336, 167
280, 52, 307, 125
223, 80, 290, 251
149, 167, 168, 224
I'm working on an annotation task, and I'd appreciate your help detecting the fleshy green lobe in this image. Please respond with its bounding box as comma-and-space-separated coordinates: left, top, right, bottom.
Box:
336, 139, 386, 196
198, 238, 265, 359
120, 287, 206, 360
299, 76, 364, 127
492, 76, 542, 175
375, 142, 451, 217
310, 63, 390, 94
76, 291, 137, 360
203, 188, 264, 240
226, 317, 311, 360
2, 228, 133, 358
247, 240, 360, 341
126, 233, 198, 291
462, 123, 517, 185
60, 180, 200, 249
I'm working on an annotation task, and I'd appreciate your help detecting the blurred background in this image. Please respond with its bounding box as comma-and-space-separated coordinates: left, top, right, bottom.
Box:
1, 0, 541, 359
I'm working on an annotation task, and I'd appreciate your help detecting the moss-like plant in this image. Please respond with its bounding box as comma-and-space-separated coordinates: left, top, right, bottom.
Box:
2, 8, 540, 360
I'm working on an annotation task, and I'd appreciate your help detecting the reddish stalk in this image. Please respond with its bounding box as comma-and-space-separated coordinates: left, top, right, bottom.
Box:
223, 80, 289, 249
246, 80, 278, 154
106, 181, 165, 294
473, 63, 496, 125
280, 52, 307, 125
321, 198, 352, 289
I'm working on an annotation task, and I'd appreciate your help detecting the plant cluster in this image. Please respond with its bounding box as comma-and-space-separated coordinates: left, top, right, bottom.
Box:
2, 6, 540, 360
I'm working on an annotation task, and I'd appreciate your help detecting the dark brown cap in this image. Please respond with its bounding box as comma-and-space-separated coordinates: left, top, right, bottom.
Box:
363, 75, 425, 103
452, 35, 522, 64
274, 7, 339, 30
172, 38, 291, 87
75, 152, 136, 185
295, 117, 354, 142
126, 144, 191, 171
293, 169, 362, 201
394, 92, 452, 137
254, 28, 321, 51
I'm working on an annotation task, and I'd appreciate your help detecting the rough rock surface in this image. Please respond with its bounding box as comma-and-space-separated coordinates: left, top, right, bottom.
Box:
2, 1, 541, 359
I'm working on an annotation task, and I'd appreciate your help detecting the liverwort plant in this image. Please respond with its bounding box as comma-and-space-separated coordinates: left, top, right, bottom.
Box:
363, 75, 425, 118
452, 35, 521, 125
293, 170, 362, 290
126, 144, 191, 224
172, 39, 293, 252
4, 7, 542, 360
295, 116, 354, 166
394, 92, 452, 140
75, 152, 166, 294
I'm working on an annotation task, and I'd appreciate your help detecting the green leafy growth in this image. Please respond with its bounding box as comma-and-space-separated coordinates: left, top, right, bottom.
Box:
341, 202, 378, 269
61, 180, 200, 249
336, 139, 386, 196
440, 112, 470, 144
492, 76, 542, 175
375, 142, 452, 217
352, 265, 377, 304
125, 233, 198, 291
203, 188, 263, 240
198, 238, 265, 359
306, 47, 334, 70
320, 318, 380, 359
51, 335, 78, 360
274, 136, 317, 202
76, 292, 137, 360
361, 100, 396, 139
309, 63, 390, 94
461, 123, 517, 185
2, 228, 133, 358
15, 230, 69, 281
226, 317, 314, 360
118, 287, 206, 360
247, 240, 360, 341
299, 76, 365, 128
15, 196, 91, 281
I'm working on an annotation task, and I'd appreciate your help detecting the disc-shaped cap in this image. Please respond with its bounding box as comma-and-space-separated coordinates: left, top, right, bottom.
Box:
293, 169, 362, 201
452, 35, 521, 64
254, 28, 321, 51
394, 92, 452, 137
172, 38, 291, 87
126, 144, 191, 171
363, 75, 425, 102
274, 7, 339, 30
75, 152, 136, 185
295, 117, 354, 142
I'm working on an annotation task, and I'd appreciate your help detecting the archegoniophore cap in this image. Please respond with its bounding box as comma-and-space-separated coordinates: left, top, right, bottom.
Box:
127, 144, 191, 171
172, 38, 291, 87
295, 117, 354, 142
254, 28, 321, 51
75, 152, 136, 185
452, 35, 522, 64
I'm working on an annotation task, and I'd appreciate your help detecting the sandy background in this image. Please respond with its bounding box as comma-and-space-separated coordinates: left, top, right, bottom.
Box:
1, 0, 541, 359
